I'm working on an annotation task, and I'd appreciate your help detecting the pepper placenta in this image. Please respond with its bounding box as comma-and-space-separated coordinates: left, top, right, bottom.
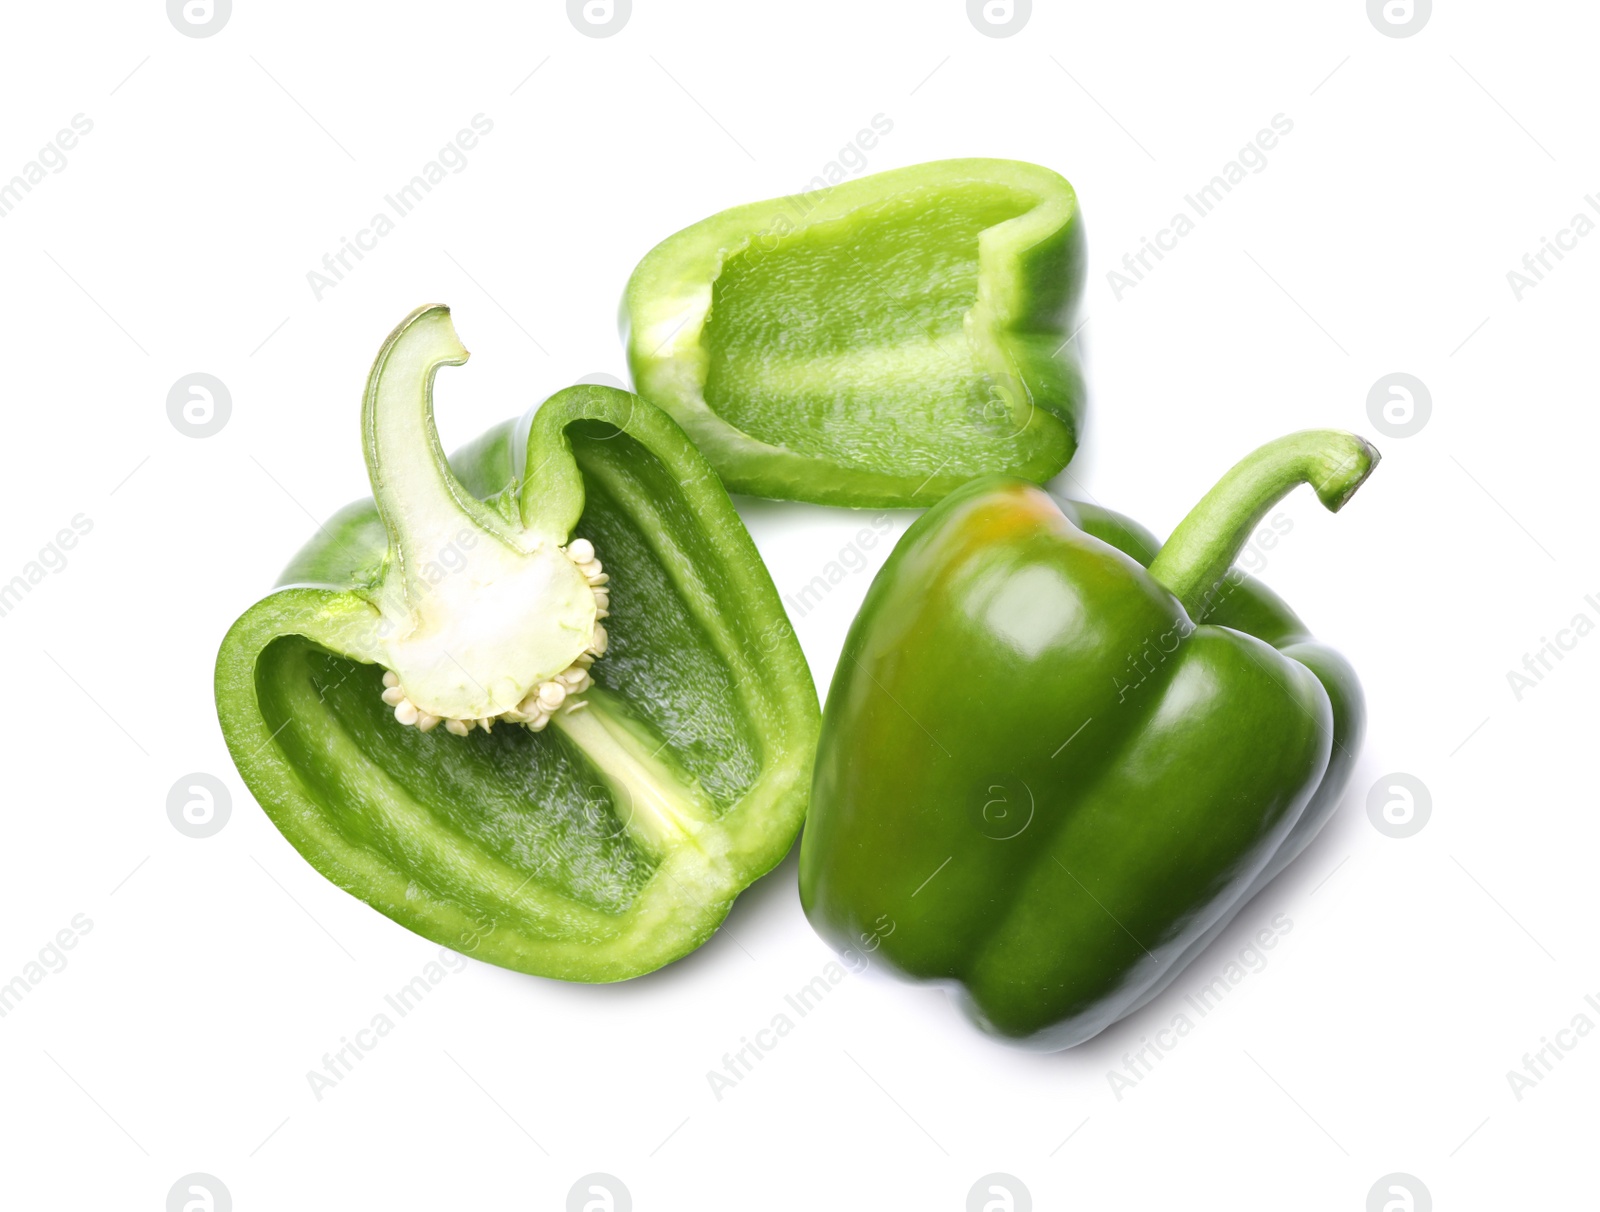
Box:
622, 158, 1086, 507
215, 305, 818, 981
799, 430, 1376, 1048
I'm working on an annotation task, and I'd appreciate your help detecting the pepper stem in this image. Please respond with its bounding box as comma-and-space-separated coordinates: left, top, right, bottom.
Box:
1145, 430, 1379, 620
357, 305, 600, 724
362, 305, 511, 576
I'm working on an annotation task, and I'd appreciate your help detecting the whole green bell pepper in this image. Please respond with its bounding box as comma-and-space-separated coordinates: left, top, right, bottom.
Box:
623, 158, 1085, 507
799, 430, 1376, 1048
215, 305, 818, 981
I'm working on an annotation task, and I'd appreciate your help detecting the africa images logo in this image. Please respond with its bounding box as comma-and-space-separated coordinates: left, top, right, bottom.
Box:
567, 1174, 630, 1211
967, 1173, 1030, 1212
1367, 0, 1430, 38
569, 0, 631, 37
968, 0, 1030, 38
167, 0, 231, 37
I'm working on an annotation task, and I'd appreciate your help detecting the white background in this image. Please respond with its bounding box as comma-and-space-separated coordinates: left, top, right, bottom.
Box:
0, 1, 1590, 1208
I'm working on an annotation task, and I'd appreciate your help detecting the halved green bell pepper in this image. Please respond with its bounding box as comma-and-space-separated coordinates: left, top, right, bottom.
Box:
216, 305, 818, 981
623, 158, 1085, 507
799, 431, 1376, 1048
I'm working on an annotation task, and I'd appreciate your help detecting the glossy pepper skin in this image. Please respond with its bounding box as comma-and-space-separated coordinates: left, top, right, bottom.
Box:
623, 158, 1085, 507
216, 306, 818, 982
800, 432, 1376, 1048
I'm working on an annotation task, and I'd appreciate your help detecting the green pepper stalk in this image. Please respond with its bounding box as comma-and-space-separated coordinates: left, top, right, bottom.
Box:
800, 429, 1378, 1049
216, 306, 819, 981
1147, 430, 1379, 619
358, 307, 608, 735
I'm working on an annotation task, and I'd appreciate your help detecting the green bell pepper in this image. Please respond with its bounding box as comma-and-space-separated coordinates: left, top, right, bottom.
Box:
799, 430, 1376, 1048
622, 158, 1085, 507
215, 305, 818, 981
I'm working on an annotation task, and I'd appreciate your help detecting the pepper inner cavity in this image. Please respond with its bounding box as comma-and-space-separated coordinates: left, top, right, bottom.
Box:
701, 183, 1035, 466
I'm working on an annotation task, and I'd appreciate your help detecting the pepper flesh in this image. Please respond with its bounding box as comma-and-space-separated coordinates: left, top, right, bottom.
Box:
623, 158, 1086, 507
799, 431, 1376, 1048
216, 305, 819, 981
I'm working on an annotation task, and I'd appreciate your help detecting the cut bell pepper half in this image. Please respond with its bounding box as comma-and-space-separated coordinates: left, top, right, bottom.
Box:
215, 305, 819, 981
623, 158, 1086, 507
